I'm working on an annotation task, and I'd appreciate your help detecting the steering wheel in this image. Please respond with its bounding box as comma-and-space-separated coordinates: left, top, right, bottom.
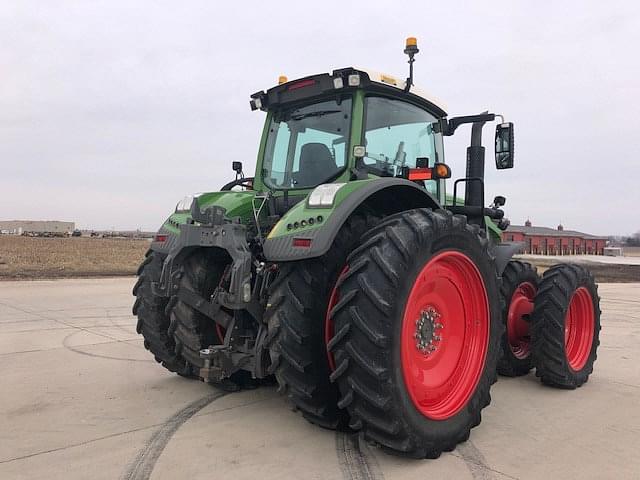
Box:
221, 177, 254, 191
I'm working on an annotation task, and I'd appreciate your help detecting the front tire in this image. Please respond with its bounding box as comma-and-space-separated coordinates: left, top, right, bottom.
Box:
531, 264, 601, 388
132, 250, 191, 375
329, 209, 502, 458
167, 250, 228, 376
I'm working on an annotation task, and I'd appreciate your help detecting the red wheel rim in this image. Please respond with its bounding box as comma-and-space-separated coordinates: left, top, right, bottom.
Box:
325, 266, 349, 371
506, 282, 536, 359
564, 287, 595, 371
401, 251, 490, 420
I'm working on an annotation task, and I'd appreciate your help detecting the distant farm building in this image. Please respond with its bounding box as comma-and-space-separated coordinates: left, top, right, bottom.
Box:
0, 220, 75, 235
503, 220, 607, 255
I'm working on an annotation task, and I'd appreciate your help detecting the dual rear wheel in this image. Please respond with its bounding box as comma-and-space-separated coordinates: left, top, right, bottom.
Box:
325, 209, 502, 458
265, 208, 503, 457
530, 264, 601, 388
266, 208, 503, 457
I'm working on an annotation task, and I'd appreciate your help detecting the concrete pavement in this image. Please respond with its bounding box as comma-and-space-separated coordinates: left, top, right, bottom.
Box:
0, 278, 638, 479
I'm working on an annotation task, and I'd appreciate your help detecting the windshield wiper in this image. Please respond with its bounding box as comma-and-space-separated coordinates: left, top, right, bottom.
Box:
289, 110, 342, 121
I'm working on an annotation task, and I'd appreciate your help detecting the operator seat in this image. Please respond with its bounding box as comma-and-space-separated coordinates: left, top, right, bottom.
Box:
294, 143, 337, 186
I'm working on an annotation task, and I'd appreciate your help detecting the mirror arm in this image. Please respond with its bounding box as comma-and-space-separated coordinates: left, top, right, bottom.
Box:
470, 112, 490, 147
442, 113, 496, 136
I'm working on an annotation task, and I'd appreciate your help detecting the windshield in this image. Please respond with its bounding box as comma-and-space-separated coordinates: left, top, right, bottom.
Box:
363, 96, 443, 194
262, 97, 352, 189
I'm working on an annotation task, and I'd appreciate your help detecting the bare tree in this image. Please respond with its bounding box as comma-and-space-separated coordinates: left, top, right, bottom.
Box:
625, 231, 640, 246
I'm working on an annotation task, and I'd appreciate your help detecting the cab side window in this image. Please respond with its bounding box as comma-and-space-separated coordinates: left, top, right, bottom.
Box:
364, 96, 443, 194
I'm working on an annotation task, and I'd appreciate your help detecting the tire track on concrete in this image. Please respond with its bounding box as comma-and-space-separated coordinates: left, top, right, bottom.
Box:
456, 441, 496, 479
0, 393, 265, 465
62, 330, 153, 363
0, 299, 150, 362
122, 390, 228, 480
0, 300, 143, 349
335, 432, 384, 480
454, 440, 519, 480
106, 308, 138, 336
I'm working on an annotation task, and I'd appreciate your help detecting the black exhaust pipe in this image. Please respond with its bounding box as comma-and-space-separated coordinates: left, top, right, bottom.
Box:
465, 117, 488, 211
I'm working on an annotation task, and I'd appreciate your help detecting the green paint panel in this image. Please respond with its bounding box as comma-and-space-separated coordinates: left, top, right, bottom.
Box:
486, 217, 502, 242
267, 179, 377, 239
197, 191, 256, 221
162, 191, 256, 234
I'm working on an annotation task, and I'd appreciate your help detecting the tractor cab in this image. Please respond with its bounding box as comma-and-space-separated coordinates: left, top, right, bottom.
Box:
249, 66, 450, 205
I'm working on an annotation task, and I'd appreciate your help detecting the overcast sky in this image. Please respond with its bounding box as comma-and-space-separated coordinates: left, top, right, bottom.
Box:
1, 1, 639, 235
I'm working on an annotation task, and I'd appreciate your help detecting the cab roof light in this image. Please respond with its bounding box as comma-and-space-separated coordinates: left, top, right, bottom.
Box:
348, 74, 360, 86
278, 75, 288, 84
404, 36, 419, 92
249, 91, 266, 111
380, 74, 397, 85
250, 97, 262, 110
333, 76, 344, 89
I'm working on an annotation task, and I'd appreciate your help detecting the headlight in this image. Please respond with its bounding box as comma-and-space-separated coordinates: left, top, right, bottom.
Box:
307, 183, 345, 208
175, 193, 202, 212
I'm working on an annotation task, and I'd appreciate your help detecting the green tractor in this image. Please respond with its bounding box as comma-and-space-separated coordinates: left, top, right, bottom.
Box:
132, 38, 601, 458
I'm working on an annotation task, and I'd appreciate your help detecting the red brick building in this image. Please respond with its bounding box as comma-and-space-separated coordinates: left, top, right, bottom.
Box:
503, 220, 607, 255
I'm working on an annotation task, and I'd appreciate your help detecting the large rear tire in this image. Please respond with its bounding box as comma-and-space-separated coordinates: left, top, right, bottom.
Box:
266, 211, 378, 430
329, 209, 502, 458
531, 263, 601, 388
132, 250, 191, 376
497, 261, 539, 377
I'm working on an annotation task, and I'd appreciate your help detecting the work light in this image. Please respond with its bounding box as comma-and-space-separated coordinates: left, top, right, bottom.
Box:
307, 183, 345, 208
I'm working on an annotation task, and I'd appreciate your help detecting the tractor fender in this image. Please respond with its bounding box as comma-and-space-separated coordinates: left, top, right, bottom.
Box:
263, 178, 440, 262
492, 241, 525, 275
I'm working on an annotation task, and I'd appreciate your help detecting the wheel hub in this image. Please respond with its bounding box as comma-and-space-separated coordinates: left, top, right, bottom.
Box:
414, 306, 443, 354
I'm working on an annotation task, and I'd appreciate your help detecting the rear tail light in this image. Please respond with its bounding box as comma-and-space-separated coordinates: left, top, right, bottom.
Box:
154, 234, 168, 243
408, 168, 432, 181
292, 238, 312, 248
288, 79, 316, 91
406, 163, 451, 181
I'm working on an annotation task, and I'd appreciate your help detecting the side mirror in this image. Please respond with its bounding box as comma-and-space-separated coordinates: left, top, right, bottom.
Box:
232, 161, 243, 174
495, 123, 514, 169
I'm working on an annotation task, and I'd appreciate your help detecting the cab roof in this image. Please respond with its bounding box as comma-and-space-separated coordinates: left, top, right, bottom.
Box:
353, 67, 448, 114
251, 67, 448, 118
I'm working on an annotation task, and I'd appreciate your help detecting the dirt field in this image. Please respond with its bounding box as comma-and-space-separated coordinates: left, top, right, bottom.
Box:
0, 236, 149, 280
2, 235, 639, 282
